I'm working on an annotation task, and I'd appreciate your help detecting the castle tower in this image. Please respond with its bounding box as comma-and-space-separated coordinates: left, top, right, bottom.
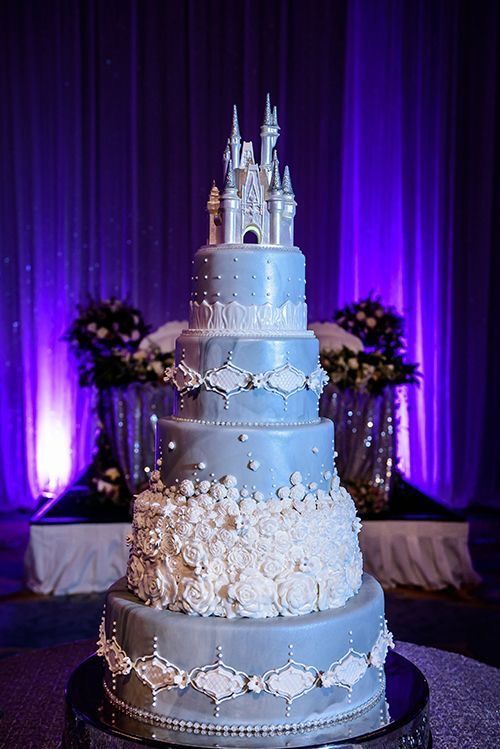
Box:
220, 159, 240, 244
267, 150, 284, 245
281, 165, 297, 245
260, 93, 280, 167
206, 181, 221, 245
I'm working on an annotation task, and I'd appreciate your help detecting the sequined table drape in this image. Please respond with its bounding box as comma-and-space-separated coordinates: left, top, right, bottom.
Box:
319, 385, 396, 504
100, 384, 174, 493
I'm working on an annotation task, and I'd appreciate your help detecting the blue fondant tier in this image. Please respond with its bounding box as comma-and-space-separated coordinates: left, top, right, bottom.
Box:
102, 575, 387, 735
157, 417, 334, 498
191, 245, 306, 307
173, 333, 322, 424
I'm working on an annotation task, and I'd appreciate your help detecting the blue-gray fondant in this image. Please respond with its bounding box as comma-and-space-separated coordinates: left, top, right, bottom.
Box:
191, 246, 306, 307
103, 575, 386, 732
157, 417, 334, 497
174, 333, 321, 423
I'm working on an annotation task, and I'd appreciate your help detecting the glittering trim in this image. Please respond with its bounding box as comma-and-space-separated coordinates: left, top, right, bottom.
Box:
103, 679, 386, 736
171, 416, 321, 426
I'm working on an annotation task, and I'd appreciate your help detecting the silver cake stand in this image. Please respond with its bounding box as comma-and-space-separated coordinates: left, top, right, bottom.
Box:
62, 651, 430, 748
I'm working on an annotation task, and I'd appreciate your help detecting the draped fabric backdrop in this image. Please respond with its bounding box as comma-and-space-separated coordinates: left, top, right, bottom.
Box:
0, 0, 498, 511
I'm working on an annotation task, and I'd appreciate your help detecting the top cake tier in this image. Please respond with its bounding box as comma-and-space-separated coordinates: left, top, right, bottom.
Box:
189, 245, 308, 334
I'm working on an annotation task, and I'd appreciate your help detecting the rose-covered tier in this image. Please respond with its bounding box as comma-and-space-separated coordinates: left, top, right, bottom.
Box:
99, 96, 393, 737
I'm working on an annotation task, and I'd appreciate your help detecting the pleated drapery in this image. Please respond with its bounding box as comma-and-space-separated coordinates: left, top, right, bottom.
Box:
0, 0, 498, 509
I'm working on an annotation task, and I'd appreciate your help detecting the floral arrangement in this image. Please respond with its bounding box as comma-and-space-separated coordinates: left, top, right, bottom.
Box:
343, 479, 389, 516
322, 295, 421, 394
65, 298, 174, 390
320, 347, 420, 396
334, 294, 407, 355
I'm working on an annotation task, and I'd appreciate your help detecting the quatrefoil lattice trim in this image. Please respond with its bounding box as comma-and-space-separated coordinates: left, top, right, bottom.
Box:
164, 361, 329, 401
98, 619, 394, 704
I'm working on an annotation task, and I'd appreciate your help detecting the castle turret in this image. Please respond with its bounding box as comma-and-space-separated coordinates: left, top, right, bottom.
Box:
222, 142, 231, 180
267, 151, 284, 245
220, 159, 240, 244
281, 165, 297, 245
228, 105, 241, 169
260, 94, 280, 167
206, 181, 221, 245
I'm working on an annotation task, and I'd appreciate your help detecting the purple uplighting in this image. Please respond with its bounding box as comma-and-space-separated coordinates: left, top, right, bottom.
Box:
0, 0, 498, 511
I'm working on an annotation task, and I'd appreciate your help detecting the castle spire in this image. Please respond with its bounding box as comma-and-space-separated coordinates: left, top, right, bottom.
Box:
263, 93, 273, 126
282, 165, 294, 196
269, 151, 282, 193
223, 158, 236, 192
272, 105, 279, 127
231, 105, 241, 139
229, 105, 242, 168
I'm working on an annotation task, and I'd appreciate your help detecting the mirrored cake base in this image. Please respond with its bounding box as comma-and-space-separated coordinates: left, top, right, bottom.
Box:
62, 651, 430, 748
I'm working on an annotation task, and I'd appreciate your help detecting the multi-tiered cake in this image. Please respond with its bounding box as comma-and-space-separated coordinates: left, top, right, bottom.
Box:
98, 97, 393, 740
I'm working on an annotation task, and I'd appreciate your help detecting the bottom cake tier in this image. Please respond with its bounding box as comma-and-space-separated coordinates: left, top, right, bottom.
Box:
98, 575, 393, 737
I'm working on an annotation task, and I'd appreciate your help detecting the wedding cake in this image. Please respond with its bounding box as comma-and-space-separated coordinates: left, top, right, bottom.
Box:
97, 97, 394, 740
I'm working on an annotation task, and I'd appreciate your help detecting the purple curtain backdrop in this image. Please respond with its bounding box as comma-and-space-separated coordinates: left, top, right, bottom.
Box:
0, 0, 498, 511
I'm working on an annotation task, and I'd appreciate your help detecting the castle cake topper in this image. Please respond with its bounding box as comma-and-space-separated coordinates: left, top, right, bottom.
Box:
207, 94, 296, 247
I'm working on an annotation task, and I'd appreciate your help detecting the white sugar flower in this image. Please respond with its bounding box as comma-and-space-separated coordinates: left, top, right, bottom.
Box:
182, 541, 207, 568
227, 571, 277, 618
179, 480, 195, 497
320, 670, 337, 688
290, 483, 306, 501
198, 480, 211, 494
267, 499, 281, 514
227, 545, 255, 570
277, 486, 290, 499
173, 671, 189, 689
261, 555, 286, 579
277, 572, 317, 616
210, 483, 227, 500
258, 514, 281, 537
290, 471, 302, 485
180, 577, 216, 616
221, 474, 238, 488
247, 675, 265, 693
239, 497, 257, 514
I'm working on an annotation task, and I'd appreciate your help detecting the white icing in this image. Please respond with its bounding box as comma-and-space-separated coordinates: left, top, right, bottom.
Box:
126, 471, 363, 618
189, 299, 307, 332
